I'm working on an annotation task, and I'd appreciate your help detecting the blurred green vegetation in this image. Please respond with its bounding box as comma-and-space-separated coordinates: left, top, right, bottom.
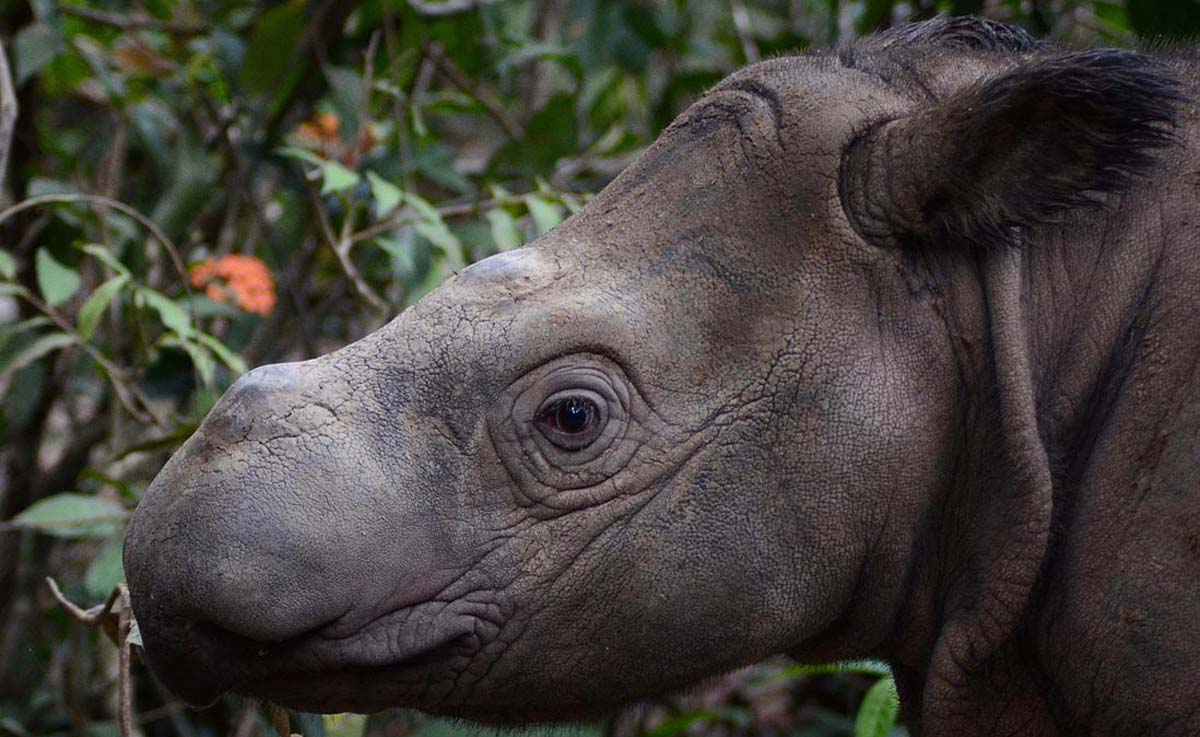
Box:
0, 1, 1193, 736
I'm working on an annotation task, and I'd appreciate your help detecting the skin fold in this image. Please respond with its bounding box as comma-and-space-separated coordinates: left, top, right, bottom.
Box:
123, 18, 1200, 736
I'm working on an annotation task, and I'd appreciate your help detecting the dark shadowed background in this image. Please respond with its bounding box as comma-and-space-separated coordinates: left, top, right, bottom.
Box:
0, 1, 1195, 736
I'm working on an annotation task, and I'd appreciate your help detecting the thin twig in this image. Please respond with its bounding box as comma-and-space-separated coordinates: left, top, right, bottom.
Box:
380, 4, 415, 191
0, 38, 16, 205
362, 31, 382, 121
407, 0, 496, 16
0, 193, 190, 286
0, 194, 198, 399
58, 4, 208, 36
229, 703, 257, 737
729, 0, 760, 63
12, 286, 156, 423
303, 179, 387, 311
46, 577, 123, 625
266, 703, 292, 737
424, 42, 524, 139
117, 601, 133, 737
46, 581, 138, 737
349, 194, 533, 246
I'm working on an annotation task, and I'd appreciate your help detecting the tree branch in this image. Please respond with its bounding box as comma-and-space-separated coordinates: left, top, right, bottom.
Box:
729, 0, 760, 63
57, 4, 208, 36
0, 38, 17, 205
407, 0, 496, 17
424, 42, 524, 139
303, 180, 387, 311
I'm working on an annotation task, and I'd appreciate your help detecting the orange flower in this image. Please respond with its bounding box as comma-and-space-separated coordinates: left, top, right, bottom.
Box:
189, 255, 276, 316
291, 112, 379, 167
296, 112, 342, 152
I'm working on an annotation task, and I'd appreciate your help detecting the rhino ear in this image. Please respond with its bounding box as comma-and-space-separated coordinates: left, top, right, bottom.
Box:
840, 49, 1183, 249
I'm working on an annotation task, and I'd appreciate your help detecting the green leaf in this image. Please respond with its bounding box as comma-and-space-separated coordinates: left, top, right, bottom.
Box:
149, 130, 219, 241
126, 618, 143, 647
768, 659, 893, 681
366, 171, 404, 217
0, 283, 28, 297
240, 0, 306, 93
856, 0, 896, 34
160, 333, 216, 388
1128, 0, 1200, 38
77, 275, 129, 341
0, 316, 53, 354
79, 244, 131, 277
275, 145, 328, 168
35, 248, 81, 307
9, 493, 127, 539
321, 161, 361, 195
196, 332, 248, 377
0, 250, 15, 280
854, 676, 901, 737
525, 196, 565, 236
324, 65, 364, 143
178, 339, 216, 388
404, 192, 442, 223
494, 93, 578, 175
643, 711, 719, 737
414, 221, 464, 270
14, 22, 65, 85
372, 230, 416, 273
85, 537, 126, 599
322, 714, 367, 737
136, 288, 193, 338
179, 294, 240, 319
486, 208, 523, 251
0, 332, 76, 384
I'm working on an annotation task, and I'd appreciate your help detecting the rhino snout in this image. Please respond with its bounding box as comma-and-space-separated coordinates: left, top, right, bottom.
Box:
124, 362, 465, 708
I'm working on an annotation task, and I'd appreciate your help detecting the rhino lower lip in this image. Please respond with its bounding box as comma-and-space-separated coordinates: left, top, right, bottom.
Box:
170, 607, 477, 709
237, 636, 470, 712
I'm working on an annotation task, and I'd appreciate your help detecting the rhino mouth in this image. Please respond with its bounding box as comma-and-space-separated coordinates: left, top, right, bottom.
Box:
148, 602, 484, 711
238, 635, 478, 713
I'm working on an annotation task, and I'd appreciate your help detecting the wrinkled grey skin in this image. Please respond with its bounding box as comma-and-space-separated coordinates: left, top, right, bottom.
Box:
125, 19, 1200, 736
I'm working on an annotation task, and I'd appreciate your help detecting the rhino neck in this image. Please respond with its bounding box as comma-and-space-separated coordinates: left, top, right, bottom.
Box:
885, 184, 1200, 732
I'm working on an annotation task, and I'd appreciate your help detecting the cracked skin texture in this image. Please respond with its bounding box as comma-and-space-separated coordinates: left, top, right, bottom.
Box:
124, 18, 1200, 736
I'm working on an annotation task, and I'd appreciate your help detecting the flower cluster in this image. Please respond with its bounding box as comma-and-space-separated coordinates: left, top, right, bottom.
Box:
189, 254, 277, 316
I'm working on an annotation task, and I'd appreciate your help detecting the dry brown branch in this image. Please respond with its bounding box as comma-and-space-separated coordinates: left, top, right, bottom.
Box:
46, 580, 137, 737
46, 577, 123, 625
58, 4, 208, 36
266, 703, 293, 737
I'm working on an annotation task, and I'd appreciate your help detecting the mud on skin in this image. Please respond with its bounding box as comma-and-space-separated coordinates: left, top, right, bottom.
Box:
125, 17, 1200, 737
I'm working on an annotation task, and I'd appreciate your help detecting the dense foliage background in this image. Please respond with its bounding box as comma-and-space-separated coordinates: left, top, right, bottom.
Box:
0, 1, 1194, 736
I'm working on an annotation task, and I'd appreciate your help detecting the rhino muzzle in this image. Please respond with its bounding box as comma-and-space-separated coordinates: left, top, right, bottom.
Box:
124, 362, 481, 711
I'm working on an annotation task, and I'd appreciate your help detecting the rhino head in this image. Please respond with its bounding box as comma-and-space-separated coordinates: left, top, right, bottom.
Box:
125, 18, 1186, 729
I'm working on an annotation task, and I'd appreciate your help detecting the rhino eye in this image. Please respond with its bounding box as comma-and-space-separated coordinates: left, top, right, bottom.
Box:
536, 394, 604, 450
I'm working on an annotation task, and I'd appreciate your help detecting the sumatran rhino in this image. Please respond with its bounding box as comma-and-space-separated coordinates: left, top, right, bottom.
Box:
123, 17, 1200, 736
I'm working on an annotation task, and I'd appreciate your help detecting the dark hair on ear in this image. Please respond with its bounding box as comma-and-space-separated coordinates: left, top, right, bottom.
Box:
860, 15, 1043, 54
841, 48, 1185, 252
